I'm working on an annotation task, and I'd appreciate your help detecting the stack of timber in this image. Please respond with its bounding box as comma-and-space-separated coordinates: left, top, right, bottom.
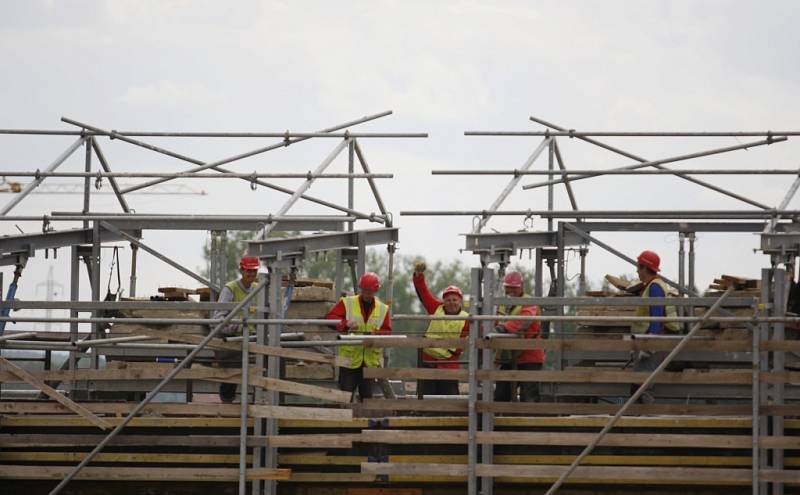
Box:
284, 278, 338, 382
696, 275, 760, 335
3, 407, 798, 491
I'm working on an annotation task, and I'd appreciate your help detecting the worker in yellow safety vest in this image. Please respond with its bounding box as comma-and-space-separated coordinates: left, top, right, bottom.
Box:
629, 250, 680, 403
412, 261, 469, 396
212, 256, 260, 403
326, 272, 392, 400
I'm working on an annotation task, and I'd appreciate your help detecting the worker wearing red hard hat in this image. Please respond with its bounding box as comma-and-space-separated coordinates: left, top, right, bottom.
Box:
212, 256, 261, 403
633, 250, 679, 335
412, 260, 470, 397
326, 271, 392, 401
494, 270, 544, 402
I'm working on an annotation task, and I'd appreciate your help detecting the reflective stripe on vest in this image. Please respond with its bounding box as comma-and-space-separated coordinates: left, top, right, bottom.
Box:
423, 305, 468, 359
633, 278, 680, 334
338, 295, 388, 369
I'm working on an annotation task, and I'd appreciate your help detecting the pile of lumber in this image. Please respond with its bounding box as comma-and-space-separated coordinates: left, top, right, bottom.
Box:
284, 279, 337, 382
706, 274, 760, 295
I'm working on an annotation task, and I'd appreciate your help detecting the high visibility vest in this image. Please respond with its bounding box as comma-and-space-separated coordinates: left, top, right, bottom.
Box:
226, 280, 257, 328
338, 295, 389, 369
633, 278, 680, 334
496, 301, 528, 364
423, 306, 468, 359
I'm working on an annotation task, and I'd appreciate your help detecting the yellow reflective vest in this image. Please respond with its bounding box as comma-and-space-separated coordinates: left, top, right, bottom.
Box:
633, 278, 680, 334
225, 280, 257, 328
338, 295, 389, 369
423, 306, 468, 359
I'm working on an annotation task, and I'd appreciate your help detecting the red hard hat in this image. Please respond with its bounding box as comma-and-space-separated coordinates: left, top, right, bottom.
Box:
239, 257, 260, 270
442, 285, 463, 299
503, 271, 524, 288
637, 250, 661, 273
358, 272, 381, 291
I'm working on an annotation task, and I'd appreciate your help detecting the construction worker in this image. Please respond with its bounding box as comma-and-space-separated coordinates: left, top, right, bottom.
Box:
326, 272, 392, 400
412, 261, 469, 396
632, 250, 679, 336
629, 250, 679, 404
494, 271, 544, 402
212, 256, 260, 403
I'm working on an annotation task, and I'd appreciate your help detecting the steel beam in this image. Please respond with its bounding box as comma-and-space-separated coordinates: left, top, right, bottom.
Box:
463, 230, 583, 253
247, 228, 399, 260
0, 228, 139, 258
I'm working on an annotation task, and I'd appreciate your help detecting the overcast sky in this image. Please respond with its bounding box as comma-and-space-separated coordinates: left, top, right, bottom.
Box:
1, 1, 799, 324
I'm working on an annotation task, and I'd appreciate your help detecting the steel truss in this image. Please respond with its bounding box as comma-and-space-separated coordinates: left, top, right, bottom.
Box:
0, 111, 422, 495
401, 116, 800, 495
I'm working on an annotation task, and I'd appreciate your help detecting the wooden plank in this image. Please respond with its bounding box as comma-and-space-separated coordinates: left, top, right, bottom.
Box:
267, 433, 360, 449
0, 366, 242, 383
0, 356, 112, 430
248, 468, 292, 481
278, 454, 365, 466
0, 401, 245, 417
279, 418, 369, 428
357, 399, 752, 416
247, 373, 351, 403
363, 368, 466, 380
286, 473, 376, 482
361, 463, 758, 485
368, 337, 755, 352
124, 327, 351, 367
358, 399, 468, 413
359, 430, 782, 449
0, 416, 248, 428
760, 469, 800, 484
363, 367, 761, 385
0, 465, 289, 481
0, 452, 245, 464
248, 404, 352, 422
0, 433, 270, 448
387, 454, 758, 467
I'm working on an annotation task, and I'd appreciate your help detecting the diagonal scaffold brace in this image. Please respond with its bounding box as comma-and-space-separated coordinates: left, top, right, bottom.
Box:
47, 280, 268, 495
543, 285, 736, 495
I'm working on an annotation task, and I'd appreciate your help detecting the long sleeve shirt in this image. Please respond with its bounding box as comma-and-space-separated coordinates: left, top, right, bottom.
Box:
325, 295, 392, 334
497, 303, 544, 364
646, 282, 667, 335
413, 272, 469, 368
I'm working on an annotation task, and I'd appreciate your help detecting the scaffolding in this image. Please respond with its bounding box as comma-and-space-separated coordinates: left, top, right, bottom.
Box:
0, 113, 798, 495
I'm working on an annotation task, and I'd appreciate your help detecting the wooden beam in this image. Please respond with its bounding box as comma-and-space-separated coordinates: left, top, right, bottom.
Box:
266, 433, 360, 449
358, 399, 755, 416
0, 356, 112, 430
0, 465, 290, 481
124, 327, 351, 367
362, 367, 777, 384
0, 433, 270, 448
360, 463, 763, 485
359, 430, 799, 449
246, 373, 351, 403
248, 404, 352, 422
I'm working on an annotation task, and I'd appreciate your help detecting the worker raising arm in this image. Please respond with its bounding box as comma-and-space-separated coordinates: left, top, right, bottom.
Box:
412, 260, 469, 396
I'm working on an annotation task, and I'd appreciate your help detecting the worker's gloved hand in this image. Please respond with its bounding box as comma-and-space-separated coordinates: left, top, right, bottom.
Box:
414, 260, 426, 274
344, 320, 359, 330
494, 325, 508, 334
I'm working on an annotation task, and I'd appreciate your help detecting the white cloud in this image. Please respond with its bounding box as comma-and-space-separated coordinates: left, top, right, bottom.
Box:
116, 80, 223, 107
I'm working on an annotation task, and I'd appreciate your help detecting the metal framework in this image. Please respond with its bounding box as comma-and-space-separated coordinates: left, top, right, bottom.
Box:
399, 117, 800, 495
0, 114, 799, 495
0, 111, 421, 495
